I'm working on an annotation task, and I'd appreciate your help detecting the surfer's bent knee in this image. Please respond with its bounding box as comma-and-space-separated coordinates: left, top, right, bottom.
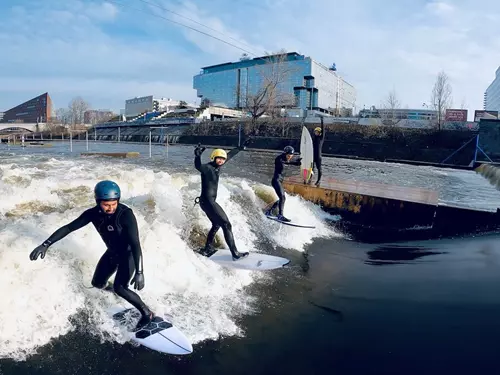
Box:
91, 279, 106, 289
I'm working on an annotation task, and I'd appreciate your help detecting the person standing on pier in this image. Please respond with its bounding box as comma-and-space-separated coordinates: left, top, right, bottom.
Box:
311, 117, 326, 186
194, 139, 251, 260
29, 180, 155, 330
265, 146, 302, 222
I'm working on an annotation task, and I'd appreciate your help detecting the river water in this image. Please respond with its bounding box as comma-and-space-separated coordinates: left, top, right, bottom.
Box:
1, 141, 500, 375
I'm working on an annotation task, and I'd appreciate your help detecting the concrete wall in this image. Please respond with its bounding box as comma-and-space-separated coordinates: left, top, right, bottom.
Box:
88, 122, 481, 166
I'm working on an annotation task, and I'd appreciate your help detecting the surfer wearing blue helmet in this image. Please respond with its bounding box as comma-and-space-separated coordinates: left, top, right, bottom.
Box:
29, 180, 154, 330
194, 139, 251, 260
265, 146, 302, 222
311, 117, 325, 186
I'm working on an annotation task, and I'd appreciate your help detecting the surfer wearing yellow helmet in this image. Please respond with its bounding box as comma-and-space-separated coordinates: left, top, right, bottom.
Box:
311, 117, 326, 186
194, 139, 251, 261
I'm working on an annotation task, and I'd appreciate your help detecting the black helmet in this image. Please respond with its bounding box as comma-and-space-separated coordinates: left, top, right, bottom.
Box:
283, 146, 294, 155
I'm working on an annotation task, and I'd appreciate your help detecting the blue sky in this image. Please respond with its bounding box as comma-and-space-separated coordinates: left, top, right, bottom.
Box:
0, 0, 499, 118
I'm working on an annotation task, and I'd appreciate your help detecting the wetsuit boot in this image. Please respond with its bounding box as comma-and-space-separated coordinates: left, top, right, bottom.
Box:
265, 201, 278, 216
277, 214, 291, 222
199, 244, 218, 257
232, 251, 249, 261
135, 305, 154, 330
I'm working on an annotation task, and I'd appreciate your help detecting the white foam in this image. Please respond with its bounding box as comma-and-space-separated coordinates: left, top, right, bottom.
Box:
0, 156, 258, 361
0, 153, 338, 361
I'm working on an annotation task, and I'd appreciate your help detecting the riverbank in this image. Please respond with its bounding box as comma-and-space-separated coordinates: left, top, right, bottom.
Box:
88, 122, 481, 167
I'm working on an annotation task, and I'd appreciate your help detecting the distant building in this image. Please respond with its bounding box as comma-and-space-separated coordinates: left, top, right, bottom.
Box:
84, 109, 114, 124
0, 112, 3, 121
1, 92, 53, 123
484, 66, 500, 111
359, 108, 437, 121
124, 96, 193, 117
193, 52, 356, 116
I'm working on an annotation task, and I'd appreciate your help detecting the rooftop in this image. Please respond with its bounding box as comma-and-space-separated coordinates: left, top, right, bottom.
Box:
199, 52, 305, 73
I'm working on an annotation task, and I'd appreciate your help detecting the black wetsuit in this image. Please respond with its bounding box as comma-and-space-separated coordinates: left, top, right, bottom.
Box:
312, 120, 325, 184
195, 148, 243, 256
42, 203, 150, 317
269, 153, 301, 216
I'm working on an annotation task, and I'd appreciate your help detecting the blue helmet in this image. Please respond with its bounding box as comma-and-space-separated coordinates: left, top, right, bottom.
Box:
283, 146, 294, 155
94, 180, 121, 202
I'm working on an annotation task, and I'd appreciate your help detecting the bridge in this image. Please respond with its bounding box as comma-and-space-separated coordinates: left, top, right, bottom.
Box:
0, 123, 40, 132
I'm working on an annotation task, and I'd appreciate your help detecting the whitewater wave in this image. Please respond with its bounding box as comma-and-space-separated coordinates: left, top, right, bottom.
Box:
0, 153, 340, 361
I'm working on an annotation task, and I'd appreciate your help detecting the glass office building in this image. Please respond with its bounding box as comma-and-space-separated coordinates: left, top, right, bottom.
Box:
193, 52, 356, 115
484, 66, 500, 111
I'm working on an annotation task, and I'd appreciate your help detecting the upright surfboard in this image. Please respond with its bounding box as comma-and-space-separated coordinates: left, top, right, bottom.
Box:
300, 126, 314, 183
196, 249, 290, 270
108, 307, 193, 355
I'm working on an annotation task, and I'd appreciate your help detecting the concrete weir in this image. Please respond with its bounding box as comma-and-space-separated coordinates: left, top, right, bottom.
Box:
283, 175, 500, 241
80, 152, 140, 158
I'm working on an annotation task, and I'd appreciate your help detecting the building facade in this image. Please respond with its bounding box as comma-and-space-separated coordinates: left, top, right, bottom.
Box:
1, 92, 52, 123
359, 108, 437, 121
124, 96, 188, 117
484, 66, 500, 111
193, 52, 356, 116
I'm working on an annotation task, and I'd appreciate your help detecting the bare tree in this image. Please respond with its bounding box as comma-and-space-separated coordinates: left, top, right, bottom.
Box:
85, 110, 114, 125
68, 97, 90, 127
431, 71, 453, 130
55, 108, 71, 125
238, 49, 296, 131
380, 89, 401, 125
460, 97, 467, 110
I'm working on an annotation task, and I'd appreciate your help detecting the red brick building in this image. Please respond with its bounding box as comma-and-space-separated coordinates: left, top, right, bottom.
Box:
2, 92, 53, 123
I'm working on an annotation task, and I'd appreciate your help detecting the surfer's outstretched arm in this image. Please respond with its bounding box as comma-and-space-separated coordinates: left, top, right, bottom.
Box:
321, 118, 325, 141
194, 144, 206, 171
29, 209, 93, 260
226, 138, 252, 163
285, 157, 302, 166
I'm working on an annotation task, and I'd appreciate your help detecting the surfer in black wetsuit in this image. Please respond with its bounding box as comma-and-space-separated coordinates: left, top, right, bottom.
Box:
194, 140, 251, 260
265, 146, 302, 222
29, 180, 154, 330
312, 117, 326, 186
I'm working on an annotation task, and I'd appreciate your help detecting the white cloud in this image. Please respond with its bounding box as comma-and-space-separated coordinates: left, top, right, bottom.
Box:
87, 2, 118, 21
425, 2, 455, 16
147, 0, 265, 59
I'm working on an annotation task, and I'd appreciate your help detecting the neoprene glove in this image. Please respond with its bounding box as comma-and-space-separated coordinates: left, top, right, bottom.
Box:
30, 243, 49, 261
194, 144, 206, 157
131, 272, 145, 290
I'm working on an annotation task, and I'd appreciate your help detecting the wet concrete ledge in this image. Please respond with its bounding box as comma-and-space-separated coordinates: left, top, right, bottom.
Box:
283, 175, 500, 242
80, 152, 140, 158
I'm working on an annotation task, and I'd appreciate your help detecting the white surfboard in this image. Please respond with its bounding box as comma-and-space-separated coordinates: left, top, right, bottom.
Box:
197, 249, 290, 270
300, 126, 314, 183
109, 307, 193, 355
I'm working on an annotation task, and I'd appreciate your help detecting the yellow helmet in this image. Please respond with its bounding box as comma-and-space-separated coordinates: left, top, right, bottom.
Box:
314, 127, 322, 133
210, 148, 227, 161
